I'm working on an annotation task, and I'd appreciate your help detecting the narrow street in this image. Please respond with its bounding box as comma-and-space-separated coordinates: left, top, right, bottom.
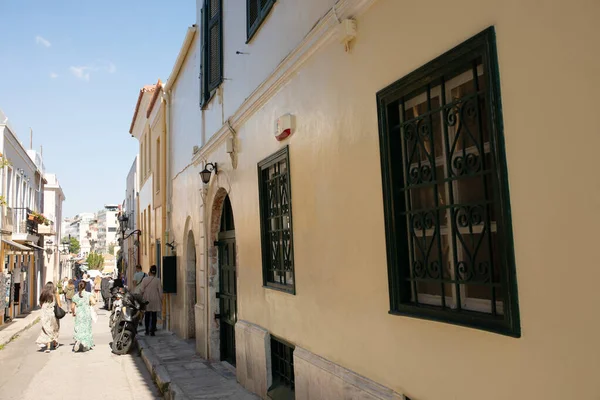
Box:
0, 303, 160, 400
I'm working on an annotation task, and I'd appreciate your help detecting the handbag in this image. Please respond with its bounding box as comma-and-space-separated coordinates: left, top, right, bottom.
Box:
91, 306, 98, 323
54, 303, 66, 319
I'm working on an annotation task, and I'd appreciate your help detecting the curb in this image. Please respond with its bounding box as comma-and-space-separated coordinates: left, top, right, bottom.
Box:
137, 338, 191, 400
0, 312, 41, 348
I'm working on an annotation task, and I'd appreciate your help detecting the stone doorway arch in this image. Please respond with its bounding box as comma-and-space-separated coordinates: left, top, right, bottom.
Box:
207, 187, 237, 361
186, 230, 197, 339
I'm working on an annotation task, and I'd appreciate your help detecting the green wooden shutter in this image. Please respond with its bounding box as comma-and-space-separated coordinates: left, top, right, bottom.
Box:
201, 0, 222, 106
206, 0, 222, 93
200, 3, 207, 105
247, 0, 275, 41
248, 0, 259, 33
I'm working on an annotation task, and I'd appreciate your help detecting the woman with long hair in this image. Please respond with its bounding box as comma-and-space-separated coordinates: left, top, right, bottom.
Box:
35, 282, 61, 352
71, 280, 95, 352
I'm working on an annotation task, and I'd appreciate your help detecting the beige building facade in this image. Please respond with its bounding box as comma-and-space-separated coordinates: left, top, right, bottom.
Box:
156, 0, 600, 399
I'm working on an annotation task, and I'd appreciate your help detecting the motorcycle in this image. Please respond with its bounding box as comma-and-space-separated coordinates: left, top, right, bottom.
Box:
111, 288, 147, 355
108, 287, 125, 329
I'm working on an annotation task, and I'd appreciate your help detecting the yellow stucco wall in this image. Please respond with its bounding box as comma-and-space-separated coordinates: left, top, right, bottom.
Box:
170, 0, 600, 398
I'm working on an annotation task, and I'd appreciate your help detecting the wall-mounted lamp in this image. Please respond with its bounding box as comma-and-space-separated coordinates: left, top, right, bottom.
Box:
199, 162, 218, 184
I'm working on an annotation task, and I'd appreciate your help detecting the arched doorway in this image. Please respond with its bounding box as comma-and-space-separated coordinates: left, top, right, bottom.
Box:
216, 195, 236, 365
186, 230, 197, 339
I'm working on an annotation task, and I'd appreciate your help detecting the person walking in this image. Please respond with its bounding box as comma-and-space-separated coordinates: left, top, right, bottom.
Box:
94, 276, 102, 302
133, 265, 146, 289
139, 265, 162, 336
100, 275, 111, 310
64, 279, 75, 313
83, 273, 92, 292
35, 282, 61, 353
61, 277, 69, 303
71, 281, 95, 352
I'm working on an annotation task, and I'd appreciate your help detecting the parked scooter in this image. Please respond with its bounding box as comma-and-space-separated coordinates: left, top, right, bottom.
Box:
108, 287, 125, 329
111, 288, 147, 355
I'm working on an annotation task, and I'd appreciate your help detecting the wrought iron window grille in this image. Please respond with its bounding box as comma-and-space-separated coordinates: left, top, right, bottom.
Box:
258, 146, 296, 294
269, 336, 295, 400
376, 27, 520, 337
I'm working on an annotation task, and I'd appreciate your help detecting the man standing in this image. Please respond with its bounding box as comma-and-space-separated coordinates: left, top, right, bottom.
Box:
133, 265, 146, 289
100, 275, 111, 310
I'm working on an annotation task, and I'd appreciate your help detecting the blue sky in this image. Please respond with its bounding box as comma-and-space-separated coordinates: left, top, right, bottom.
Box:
0, 0, 195, 217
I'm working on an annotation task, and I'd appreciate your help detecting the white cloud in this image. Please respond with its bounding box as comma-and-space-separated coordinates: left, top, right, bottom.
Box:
69, 60, 116, 81
35, 35, 51, 48
50, 72, 59, 79
69, 66, 90, 81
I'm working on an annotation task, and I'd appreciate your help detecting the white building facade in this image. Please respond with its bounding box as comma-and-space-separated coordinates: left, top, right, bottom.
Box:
96, 204, 119, 255
129, 86, 157, 273
0, 109, 46, 321
65, 212, 96, 257
41, 173, 66, 282
123, 156, 139, 284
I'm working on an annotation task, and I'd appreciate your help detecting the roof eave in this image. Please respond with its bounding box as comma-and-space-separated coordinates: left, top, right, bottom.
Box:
164, 25, 197, 93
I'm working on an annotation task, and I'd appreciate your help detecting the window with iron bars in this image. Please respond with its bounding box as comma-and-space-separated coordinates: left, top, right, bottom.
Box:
376, 27, 520, 336
258, 146, 295, 294
269, 336, 295, 400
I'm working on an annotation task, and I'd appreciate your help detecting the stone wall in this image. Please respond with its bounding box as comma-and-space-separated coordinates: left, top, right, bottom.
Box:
235, 320, 271, 399
294, 347, 405, 400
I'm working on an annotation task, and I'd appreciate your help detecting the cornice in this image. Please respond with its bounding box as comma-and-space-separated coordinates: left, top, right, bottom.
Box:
192, 0, 377, 165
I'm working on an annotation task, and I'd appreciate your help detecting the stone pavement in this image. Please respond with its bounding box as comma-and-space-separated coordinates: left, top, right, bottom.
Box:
0, 309, 41, 347
138, 331, 259, 400
0, 301, 160, 400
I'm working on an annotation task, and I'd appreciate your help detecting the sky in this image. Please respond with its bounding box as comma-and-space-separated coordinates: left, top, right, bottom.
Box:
0, 0, 196, 218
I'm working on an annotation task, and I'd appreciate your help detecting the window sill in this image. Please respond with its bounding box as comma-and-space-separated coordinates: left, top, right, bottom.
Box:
389, 303, 520, 338
263, 284, 295, 295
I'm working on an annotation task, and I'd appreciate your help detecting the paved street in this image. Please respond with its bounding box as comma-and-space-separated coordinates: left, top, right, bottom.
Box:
0, 302, 161, 400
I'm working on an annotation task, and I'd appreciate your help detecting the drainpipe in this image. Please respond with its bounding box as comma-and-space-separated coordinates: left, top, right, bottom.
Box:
203, 184, 209, 358
163, 89, 172, 332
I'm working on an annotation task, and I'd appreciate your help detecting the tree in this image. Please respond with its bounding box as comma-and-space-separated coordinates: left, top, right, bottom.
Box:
63, 236, 80, 254
108, 243, 115, 255
86, 252, 105, 270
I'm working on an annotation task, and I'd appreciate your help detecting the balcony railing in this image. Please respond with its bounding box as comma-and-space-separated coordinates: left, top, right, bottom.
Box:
2, 206, 13, 232
13, 207, 38, 235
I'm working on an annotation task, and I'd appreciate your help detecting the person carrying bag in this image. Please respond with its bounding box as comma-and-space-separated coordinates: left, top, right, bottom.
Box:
138, 265, 163, 336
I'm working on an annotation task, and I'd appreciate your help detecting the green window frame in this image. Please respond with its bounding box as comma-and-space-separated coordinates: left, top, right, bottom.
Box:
376, 27, 520, 337
201, 0, 223, 107
258, 146, 296, 294
246, 0, 276, 43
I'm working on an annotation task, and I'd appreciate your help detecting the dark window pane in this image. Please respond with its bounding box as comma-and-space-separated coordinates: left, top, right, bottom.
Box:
259, 148, 295, 291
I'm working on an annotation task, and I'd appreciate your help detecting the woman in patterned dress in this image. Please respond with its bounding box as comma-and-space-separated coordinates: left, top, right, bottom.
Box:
35, 282, 60, 352
71, 280, 95, 352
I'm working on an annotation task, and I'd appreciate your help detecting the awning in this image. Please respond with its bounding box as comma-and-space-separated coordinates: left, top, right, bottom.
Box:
2, 239, 31, 251
24, 243, 44, 250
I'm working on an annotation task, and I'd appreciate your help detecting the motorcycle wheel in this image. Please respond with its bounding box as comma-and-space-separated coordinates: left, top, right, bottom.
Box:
111, 329, 134, 355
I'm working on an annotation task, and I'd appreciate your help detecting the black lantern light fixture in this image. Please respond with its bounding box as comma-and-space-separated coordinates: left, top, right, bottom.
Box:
118, 213, 129, 234
199, 162, 218, 184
